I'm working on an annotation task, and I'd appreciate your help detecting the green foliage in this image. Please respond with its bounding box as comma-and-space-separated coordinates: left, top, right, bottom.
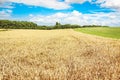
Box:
0, 20, 109, 30
82, 25, 109, 28
0, 20, 38, 29
53, 22, 82, 29
54, 22, 61, 29
75, 27, 120, 39
61, 24, 81, 29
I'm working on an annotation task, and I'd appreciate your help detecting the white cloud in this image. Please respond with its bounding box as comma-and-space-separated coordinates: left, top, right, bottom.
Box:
0, 0, 90, 10
29, 10, 120, 26
0, 4, 13, 8
0, 0, 8, 4
8, 0, 70, 10
1, 0, 120, 11
0, 9, 12, 19
0, 0, 13, 8
65, 0, 86, 4
65, 0, 91, 4
95, 0, 120, 10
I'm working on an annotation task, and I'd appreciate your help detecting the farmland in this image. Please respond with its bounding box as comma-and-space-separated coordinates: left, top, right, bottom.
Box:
0, 29, 120, 80
75, 27, 120, 39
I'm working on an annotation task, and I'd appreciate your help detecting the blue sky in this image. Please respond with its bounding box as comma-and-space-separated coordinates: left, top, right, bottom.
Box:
0, 0, 120, 26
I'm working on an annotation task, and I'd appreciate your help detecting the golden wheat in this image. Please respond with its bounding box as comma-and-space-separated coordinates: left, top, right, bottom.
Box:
0, 29, 120, 80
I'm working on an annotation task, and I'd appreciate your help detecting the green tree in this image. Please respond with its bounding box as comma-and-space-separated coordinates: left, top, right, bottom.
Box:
54, 22, 61, 29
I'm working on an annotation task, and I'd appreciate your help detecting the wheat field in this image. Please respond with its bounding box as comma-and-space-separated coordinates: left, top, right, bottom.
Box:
0, 29, 120, 80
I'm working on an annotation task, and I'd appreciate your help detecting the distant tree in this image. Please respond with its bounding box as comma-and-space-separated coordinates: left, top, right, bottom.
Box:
82, 25, 104, 28
0, 20, 109, 30
54, 22, 61, 29
0, 20, 38, 29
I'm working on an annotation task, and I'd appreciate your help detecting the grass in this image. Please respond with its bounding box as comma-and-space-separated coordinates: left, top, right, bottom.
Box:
0, 29, 120, 80
75, 27, 120, 39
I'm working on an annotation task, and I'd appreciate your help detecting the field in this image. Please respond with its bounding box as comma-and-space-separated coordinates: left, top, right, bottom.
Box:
0, 29, 120, 80
75, 27, 120, 39
0, 29, 8, 32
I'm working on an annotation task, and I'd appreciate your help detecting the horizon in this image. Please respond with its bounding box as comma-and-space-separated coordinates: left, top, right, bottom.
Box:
0, 0, 120, 27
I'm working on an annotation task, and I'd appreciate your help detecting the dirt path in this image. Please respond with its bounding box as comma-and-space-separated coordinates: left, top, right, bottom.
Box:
0, 29, 120, 80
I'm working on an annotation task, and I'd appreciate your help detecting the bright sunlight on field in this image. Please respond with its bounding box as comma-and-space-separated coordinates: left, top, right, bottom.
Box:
75, 27, 120, 39
0, 29, 120, 80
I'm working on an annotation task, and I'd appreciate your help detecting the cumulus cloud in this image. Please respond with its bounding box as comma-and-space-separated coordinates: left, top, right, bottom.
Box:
0, 0, 91, 10
65, 0, 120, 11
95, 0, 120, 10
65, 0, 86, 4
0, 3, 13, 8
1, 0, 120, 11
0, 9, 12, 19
29, 10, 120, 26
0, 0, 8, 4
8, 0, 70, 10
0, 0, 13, 8
65, 0, 91, 4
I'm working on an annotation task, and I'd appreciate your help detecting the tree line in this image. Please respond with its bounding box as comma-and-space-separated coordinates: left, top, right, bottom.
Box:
0, 20, 38, 29
0, 20, 108, 30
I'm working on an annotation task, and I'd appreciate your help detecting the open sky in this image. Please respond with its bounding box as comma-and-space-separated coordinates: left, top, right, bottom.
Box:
0, 0, 120, 26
